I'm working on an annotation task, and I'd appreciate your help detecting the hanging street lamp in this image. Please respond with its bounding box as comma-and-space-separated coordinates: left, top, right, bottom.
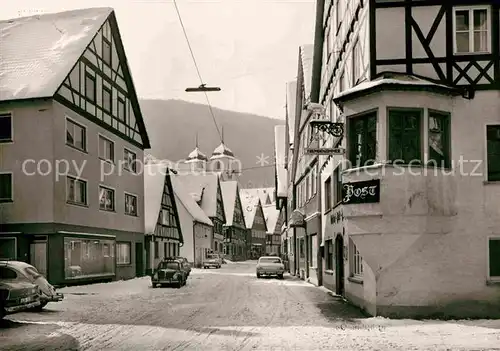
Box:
185, 83, 221, 92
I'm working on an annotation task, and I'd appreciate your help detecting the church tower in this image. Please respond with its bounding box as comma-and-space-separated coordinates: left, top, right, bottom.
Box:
210, 127, 238, 181
185, 133, 208, 172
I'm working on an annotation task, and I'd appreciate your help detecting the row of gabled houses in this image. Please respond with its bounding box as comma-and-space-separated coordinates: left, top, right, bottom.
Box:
273, 0, 500, 319
0, 7, 281, 286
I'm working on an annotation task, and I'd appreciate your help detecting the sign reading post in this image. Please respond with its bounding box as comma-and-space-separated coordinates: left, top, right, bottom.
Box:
342, 179, 380, 205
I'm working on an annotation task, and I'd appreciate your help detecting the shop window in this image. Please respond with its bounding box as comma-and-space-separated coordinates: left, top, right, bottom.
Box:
489, 238, 500, 279
486, 125, 500, 181
348, 112, 377, 168
64, 237, 115, 279
349, 238, 363, 278
428, 111, 451, 168
326, 239, 334, 270
117, 242, 131, 265
388, 109, 422, 164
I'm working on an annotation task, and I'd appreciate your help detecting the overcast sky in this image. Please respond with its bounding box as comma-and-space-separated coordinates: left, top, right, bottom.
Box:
2, 0, 316, 119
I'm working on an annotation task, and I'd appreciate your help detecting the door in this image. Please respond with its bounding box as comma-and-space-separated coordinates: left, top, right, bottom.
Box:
335, 235, 344, 296
30, 241, 47, 277
135, 242, 144, 277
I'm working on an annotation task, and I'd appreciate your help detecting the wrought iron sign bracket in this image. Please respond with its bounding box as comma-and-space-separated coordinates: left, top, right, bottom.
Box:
309, 120, 344, 138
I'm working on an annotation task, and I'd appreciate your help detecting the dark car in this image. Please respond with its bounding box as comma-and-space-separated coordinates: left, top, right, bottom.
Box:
171, 257, 191, 276
151, 259, 187, 288
0, 261, 63, 310
1, 280, 41, 319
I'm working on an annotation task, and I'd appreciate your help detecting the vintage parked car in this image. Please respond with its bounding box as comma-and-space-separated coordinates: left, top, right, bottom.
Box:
151, 259, 187, 288
1, 277, 41, 319
256, 256, 285, 279
0, 260, 64, 310
203, 253, 221, 269
172, 256, 191, 276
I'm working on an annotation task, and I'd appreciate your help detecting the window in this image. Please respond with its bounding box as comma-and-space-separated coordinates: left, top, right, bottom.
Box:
305, 176, 310, 201
118, 97, 126, 122
0, 113, 12, 142
489, 238, 500, 279
454, 7, 490, 54
299, 238, 305, 258
85, 72, 96, 102
349, 238, 363, 277
99, 135, 114, 162
428, 111, 450, 168
161, 208, 170, 225
312, 167, 317, 195
339, 71, 345, 92
64, 237, 115, 278
326, 239, 334, 270
333, 166, 343, 206
66, 118, 86, 151
309, 234, 317, 268
348, 112, 377, 167
486, 125, 500, 181
154, 241, 159, 259
125, 193, 138, 216
66, 176, 87, 205
0, 267, 18, 279
116, 242, 131, 265
0, 173, 13, 202
102, 38, 112, 66
324, 177, 332, 210
388, 109, 421, 164
124, 149, 137, 173
99, 186, 115, 211
102, 86, 112, 113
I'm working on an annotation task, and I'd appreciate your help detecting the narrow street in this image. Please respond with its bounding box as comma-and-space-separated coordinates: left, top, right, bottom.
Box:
1, 261, 499, 350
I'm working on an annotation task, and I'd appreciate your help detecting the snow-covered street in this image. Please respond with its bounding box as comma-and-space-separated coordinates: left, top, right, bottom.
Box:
1, 261, 500, 350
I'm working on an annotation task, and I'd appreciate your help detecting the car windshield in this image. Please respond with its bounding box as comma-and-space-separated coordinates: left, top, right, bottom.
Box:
259, 258, 281, 264
158, 262, 179, 270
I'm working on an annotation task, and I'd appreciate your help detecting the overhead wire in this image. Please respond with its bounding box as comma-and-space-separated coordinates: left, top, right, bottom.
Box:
172, 0, 223, 143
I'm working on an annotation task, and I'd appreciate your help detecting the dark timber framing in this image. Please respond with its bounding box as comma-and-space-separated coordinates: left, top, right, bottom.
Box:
53, 12, 150, 149
372, 0, 500, 91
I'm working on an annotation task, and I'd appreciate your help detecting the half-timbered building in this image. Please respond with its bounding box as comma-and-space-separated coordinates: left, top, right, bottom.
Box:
240, 190, 268, 259
0, 8, 150, 285
220, 181, 247, 261
314, 0, 500, 317
173, 173, 226, 254
144, 164, 183, 274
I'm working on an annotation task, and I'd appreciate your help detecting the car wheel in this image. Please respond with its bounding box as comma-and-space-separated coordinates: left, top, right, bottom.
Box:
152, 284, 157, 288
31, 302, 48, 311
278, 273, 284, 279
176, 281, 182, 288
256, 273, 261, 278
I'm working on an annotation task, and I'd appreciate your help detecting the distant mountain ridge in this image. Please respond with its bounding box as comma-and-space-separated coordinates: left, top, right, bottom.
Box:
140, 99, 285, 187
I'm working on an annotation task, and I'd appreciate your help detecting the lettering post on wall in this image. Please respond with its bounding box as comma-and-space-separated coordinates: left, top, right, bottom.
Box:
342, 179, 380, 205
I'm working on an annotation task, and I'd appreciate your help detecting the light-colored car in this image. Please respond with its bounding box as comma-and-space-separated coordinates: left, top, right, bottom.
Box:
203, 254, 221, 269
256, 256, 285, 279
0, 260, 64, 310
1, 278, 41, 319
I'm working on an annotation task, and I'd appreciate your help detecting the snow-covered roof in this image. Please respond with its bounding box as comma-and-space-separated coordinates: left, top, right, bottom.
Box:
239, 189, 261, 229
262, 205, 280, 235
186, 147, 208, 163
286, 80, 297, 143
220, 181, 239, 227
241, 188, 274, 206
333, 72, 460, 105
144, 163, 169, 234
170, 175, 213, 226
274, 125, 287, 198
300, 44, 314, 100
210, 142, 235, 160
0, 7, 112, 101
173, 173, 220, 218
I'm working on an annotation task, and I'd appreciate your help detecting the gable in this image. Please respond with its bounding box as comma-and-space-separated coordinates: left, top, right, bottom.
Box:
233, 191, 245, 228
54, 12, 150, 149
252, 203, 267, 231
155, 173, 183, 243
215, 181, 226, 222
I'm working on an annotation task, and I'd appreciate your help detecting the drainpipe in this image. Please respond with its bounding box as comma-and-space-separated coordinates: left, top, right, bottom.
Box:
311, 0, 325, 286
